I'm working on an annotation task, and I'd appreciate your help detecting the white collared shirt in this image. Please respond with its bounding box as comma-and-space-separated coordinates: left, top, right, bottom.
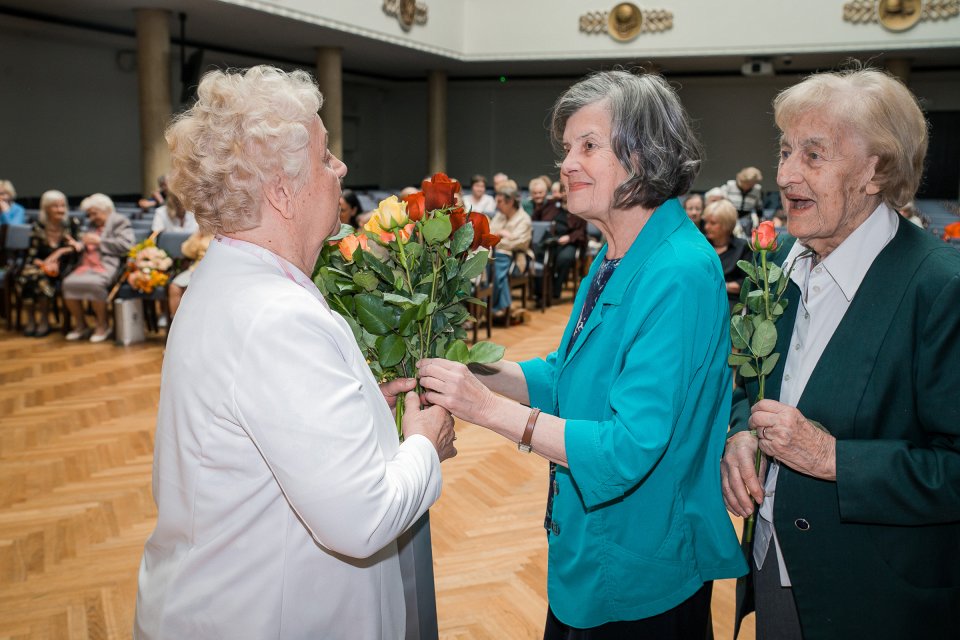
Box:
754, 203, 899, 585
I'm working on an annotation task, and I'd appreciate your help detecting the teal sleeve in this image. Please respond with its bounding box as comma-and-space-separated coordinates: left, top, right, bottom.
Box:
518, 350, 558, 415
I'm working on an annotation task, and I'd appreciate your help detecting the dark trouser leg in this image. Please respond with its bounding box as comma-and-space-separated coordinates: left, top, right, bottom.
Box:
551, 245, 576, 299
543, 581, 714, 640
754, 543, 803, 640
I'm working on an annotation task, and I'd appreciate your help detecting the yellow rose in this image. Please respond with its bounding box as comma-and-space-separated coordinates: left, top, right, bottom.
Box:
371, 195, 409, 230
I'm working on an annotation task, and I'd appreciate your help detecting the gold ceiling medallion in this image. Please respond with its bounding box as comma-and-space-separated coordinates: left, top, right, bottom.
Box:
579, 3, 673, 41
383, 0, 428, 31
843, 0, 959, 31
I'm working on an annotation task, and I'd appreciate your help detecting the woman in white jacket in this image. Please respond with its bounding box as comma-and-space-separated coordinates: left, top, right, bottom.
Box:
134, 66, 457, 640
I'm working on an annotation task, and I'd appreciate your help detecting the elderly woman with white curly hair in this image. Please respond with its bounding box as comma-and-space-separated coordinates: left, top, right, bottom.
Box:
134, 66, 457, 640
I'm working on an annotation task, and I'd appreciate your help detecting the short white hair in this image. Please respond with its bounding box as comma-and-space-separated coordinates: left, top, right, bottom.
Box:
39, 189, 67, 224
80, 193, 116, 215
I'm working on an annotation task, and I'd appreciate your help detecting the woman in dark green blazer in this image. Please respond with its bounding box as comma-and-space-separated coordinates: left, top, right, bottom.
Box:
722, 68, 960, 639
420, 70, 746, 638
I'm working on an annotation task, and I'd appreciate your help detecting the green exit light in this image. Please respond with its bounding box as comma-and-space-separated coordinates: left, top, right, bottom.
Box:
499, 76, 507, 83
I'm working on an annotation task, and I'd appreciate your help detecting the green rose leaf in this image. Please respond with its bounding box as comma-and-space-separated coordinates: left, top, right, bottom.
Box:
377, 333, 407, 368
451, 223, 474, 255
422, 217, 452, 245
361, 251, 395, 284
398, 306, 419, 335
355, 293, 395, 335
751, 319, 777, 358
325, 223, 354, 243
468, 341, 505, 364
761, 352, 781, 376
767, 263, 783, 285
353, 271, 380, 292
444, 339, 470, 364
728, 353, 752, 366
731, 303, 744, 316
737, 260, 758, 283
460, 250, 489, 281
730, 315, 750, 350
746, 289, 764, 313
740, 361, 759, 377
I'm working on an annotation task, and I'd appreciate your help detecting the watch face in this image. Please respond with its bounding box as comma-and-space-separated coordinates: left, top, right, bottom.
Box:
877, 0, 922, 31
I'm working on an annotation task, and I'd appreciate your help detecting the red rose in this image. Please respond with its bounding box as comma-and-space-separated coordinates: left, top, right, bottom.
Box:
751, 220, 778, 252
402, 191, 425, 222
467, 212, 500, 250
422, 173, 461, 211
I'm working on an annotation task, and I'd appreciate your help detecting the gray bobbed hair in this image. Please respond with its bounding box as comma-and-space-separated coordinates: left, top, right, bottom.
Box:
550, 70, 702, 210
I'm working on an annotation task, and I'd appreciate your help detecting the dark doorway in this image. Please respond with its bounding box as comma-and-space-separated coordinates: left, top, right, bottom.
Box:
919, 111, 960, 200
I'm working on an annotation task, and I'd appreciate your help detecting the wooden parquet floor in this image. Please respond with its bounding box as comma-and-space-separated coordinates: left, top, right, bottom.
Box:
0, 298, 754, 640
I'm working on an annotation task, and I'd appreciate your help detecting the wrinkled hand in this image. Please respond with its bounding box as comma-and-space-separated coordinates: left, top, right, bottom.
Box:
67, 238, 83, 253
401, 391, 457, 462
379, 377, 416, 410
721, 431, 768, 517
417, 358, 494, 425
750, 399, 836, 480
81, 233, 100, 246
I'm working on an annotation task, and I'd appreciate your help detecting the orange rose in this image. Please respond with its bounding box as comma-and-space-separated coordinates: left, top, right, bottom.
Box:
422, 173, 461, 211
751, 220, 778, 252
338, 233, 369, 261
402, 191, 426, 222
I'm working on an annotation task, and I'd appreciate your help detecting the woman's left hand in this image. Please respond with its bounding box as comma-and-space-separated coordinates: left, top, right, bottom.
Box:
417, 358, 494, 425
379, 377, 417, 410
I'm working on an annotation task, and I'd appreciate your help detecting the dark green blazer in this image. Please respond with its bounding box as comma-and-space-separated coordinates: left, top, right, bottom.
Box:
731, 220, 960, 639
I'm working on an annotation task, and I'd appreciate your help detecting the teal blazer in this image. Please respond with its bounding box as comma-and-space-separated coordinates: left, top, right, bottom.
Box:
730, 220, 960, 639
519, 199, 747, 627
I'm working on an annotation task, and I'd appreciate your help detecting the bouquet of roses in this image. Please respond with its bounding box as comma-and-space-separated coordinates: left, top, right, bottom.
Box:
314, 173, 505, 436
125, 237, 173, 294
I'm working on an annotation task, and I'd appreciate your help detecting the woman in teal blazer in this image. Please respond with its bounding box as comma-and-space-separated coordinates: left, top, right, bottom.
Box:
419, 70, 746, 638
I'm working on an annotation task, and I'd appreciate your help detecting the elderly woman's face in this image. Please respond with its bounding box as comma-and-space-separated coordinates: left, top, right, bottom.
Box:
702, 214, 731, 244
529, 181, 547, 204
46, 199, 67, 222
560, 102, 628, 220
777, 112, 881, 256
495, 193, 515, 215
86, 206, 109, 227
301, 116, 348, 238
471, 181, 486, 199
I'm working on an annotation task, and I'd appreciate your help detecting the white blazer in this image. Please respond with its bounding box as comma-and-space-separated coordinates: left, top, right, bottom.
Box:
135, 240, 442, 639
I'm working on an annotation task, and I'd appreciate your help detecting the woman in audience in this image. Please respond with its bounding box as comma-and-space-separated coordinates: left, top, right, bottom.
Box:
523, 175, 551, 216
703, 198, 751, 310
419, 70, 745, 638
532, 180, 586, 301
16, 190, 82, 336
338, 188, 362, 227
720, 166, 764, 237
166, 228, 214, 319
151, 192, 198, 234
462, 174, 496, 216
138, 175, 168, 210
490, 180, 533, 318
0, 179, 26, 225
61, 193, 135, 342
683, 192, 704, 230
134, 65, 456, 639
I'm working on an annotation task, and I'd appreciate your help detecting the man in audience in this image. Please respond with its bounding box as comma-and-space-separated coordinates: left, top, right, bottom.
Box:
722, 68, 960, 639
492, 172, 509, 191
720, 166, 764, 237
683, 192, 704, 230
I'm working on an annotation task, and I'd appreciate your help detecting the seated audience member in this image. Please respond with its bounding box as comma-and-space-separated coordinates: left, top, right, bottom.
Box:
138, 175, 168, 210
703, 199, 751, 310
338, 189, 362, 227
721, 166, 764, 237
683, 192, 705, 230
550, 180, 563, 201
490, 180, 533, 317
899, 201, 925, 228
532, 180, 585, 300
151, 192, 199, 234
167, 229, 214, 319
62, 193, 135, 342
462, 174, 496, 216
492, 172, 509, 191
16, 190, 82, 336
704, 186, 727, 205
523, 176, 551, 216
0, 179, 26, 225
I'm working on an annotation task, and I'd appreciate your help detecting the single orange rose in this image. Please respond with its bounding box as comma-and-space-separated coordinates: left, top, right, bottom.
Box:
338, 234, 361, 261
422, 173, 461, 211
402, 191, 426, 222
751, 220, 778, 252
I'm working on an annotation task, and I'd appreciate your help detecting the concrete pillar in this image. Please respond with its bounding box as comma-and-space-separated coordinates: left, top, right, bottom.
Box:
316, 47, 343, 159
884, 57, 911, 84
135, 9, 172, 198
427, 70, 447, 175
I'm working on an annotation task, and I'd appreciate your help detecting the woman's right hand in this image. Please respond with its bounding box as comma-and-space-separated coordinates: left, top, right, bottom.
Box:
401, 391, 457, 462
417, 358, 494, 426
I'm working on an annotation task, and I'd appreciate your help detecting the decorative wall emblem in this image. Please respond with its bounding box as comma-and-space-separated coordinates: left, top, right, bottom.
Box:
843, 0, 958, 31
579, 3, 673, 41
383, 0, 428, 31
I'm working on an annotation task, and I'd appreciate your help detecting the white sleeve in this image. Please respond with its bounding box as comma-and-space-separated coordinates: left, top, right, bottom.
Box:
232, 292, 442, 559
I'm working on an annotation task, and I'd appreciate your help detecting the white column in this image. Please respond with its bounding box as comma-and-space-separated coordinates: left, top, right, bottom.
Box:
427, 70, 447, 175
135, 9, 172, 197
316, 47, 344, 160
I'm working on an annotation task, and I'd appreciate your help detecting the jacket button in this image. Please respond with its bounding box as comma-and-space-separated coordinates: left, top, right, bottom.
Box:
794, 518, 810, 531
551, 522, 561, 535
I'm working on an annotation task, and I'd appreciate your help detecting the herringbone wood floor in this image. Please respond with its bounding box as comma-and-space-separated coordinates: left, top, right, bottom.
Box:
0, 300, 754, 639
